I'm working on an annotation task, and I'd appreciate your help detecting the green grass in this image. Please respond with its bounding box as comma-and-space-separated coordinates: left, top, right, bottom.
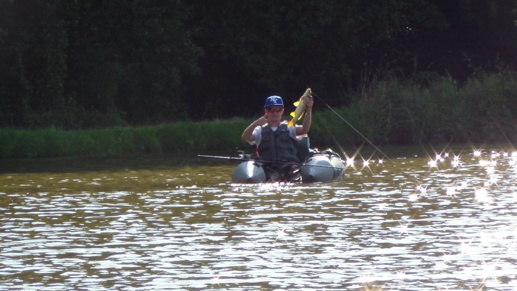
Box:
337, 70, 517, 145
0, 120, 251, 158
2, 70, 517, 159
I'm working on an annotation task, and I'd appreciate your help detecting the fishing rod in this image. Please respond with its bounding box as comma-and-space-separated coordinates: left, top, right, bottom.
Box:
197, 154, 342, 169
197, 154, 248, 161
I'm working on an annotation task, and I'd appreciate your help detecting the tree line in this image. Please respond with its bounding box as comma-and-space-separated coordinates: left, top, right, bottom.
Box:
1, 0, 516, 129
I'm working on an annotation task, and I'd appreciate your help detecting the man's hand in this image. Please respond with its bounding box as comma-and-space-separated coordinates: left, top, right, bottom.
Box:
302, 94, 313, 109
256, 112, 268, 126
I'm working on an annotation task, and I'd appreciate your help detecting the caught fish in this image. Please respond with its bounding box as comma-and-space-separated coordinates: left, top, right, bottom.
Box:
287, 88, 312, 127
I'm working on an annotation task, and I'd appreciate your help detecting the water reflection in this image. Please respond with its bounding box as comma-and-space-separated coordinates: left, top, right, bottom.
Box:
0, 147, 517, 289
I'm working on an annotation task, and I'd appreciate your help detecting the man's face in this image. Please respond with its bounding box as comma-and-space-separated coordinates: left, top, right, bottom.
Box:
266, 106, 284, 114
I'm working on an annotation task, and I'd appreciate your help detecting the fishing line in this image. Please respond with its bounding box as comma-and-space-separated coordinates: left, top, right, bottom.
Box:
309, 90, 505, 225
311, 92, 394, 164
311, 90, 428, 188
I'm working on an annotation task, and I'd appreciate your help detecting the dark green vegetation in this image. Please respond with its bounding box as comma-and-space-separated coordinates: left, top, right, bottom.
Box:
2, 70, 517, 158
1, 1, 517, 158
0, 120, 247, 158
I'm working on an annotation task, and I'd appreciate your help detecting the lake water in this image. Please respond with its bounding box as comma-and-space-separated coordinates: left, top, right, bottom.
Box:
1, 145, 516, 290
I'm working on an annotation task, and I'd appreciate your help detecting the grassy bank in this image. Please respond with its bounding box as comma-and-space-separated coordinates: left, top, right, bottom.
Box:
0, 121, 249, 158
1, 70, 517, 159
309, 70, 517, 149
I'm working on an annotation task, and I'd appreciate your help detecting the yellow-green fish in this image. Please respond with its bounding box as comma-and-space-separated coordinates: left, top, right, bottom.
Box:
287, 88, 312, 127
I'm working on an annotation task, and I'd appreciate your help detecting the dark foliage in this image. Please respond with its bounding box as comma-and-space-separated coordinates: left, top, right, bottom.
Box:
0, 0, 515, 128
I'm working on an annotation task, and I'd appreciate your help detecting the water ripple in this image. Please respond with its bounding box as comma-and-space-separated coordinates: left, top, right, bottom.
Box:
1, 149, 517, 289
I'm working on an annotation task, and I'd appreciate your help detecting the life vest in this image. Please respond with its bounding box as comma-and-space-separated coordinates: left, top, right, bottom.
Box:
258, 124, 299, 162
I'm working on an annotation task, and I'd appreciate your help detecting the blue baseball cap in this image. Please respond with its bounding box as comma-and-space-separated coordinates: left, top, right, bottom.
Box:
264, 95, 284, 108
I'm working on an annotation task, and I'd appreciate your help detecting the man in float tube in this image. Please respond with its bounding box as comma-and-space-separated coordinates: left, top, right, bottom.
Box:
241, 92, 313, 182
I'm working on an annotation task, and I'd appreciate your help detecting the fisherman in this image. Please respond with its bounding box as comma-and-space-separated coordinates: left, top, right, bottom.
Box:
241, 92, 313, 182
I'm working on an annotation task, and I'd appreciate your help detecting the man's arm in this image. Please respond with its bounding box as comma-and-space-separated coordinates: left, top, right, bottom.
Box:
242, 113, 268, 142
